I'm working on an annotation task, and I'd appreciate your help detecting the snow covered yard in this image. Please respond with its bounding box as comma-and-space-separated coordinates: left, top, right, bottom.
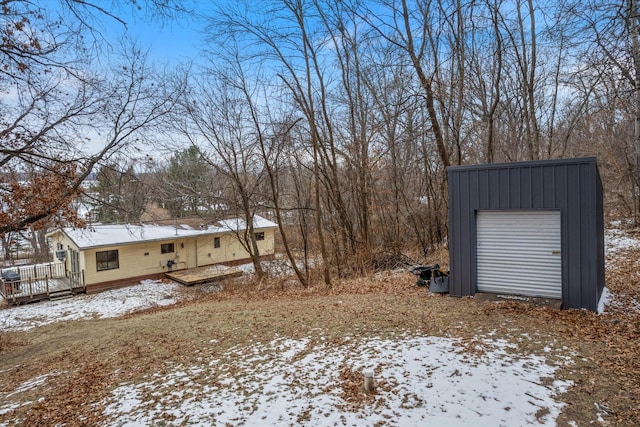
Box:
0, 280, 186, 332
99, 335, 572, 426
0, 293, 579, 427
0, 225, 638, 426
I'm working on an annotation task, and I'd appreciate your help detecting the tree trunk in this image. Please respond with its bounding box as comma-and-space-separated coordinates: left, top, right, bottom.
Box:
632, 0, 640, 222
401, 0, 450, 169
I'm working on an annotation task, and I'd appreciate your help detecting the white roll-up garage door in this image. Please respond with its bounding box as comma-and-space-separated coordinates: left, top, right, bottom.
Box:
476, 210, 562, 299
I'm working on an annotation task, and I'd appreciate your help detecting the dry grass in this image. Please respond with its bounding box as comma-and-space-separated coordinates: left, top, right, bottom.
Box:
0, 247, 639, 426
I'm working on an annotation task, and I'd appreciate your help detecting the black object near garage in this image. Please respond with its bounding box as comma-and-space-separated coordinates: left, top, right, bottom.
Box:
448, 157, 604, 311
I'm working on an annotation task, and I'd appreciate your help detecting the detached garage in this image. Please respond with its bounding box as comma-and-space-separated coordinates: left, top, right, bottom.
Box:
448, 157, 605, 311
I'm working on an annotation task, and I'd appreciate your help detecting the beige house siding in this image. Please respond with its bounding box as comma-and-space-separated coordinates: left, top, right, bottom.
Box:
48, 230, 85, 276
48, 226, 277, 287
195, 229, 275, 266
84, 240, 178, 285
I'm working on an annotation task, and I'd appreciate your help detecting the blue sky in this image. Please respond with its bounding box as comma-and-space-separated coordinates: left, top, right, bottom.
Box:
124, 19, 201, 65
99, 2, 210, 67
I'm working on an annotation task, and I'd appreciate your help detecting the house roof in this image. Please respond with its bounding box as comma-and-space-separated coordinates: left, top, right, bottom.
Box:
216, 216, 278, 231
51, 215, 278, 250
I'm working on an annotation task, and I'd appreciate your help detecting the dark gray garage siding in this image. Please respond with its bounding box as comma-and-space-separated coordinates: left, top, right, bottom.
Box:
448, 157, 604, 311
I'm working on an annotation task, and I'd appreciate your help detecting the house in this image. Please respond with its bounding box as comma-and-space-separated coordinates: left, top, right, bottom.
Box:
447, 157, 605, 311
46, 215, 278, 292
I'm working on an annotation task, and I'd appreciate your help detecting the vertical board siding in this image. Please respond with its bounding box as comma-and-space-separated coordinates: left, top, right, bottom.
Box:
595, 170, 605, 299
509, 168, 520, 209
448, 157, 604, 311
499, 168, 510, 208
566, 165, 582, 309
521, 167, 532, 208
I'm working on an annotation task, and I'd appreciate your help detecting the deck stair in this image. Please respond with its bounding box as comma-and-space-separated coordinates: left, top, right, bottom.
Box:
49, 290, 74, 301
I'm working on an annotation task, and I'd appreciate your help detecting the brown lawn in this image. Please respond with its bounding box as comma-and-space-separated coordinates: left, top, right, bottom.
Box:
0, 245, 639, 426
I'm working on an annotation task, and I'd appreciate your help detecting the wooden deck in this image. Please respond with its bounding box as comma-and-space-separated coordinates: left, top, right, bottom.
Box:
166, 265, 243, 286
1, 276, 86, 305
1, 263, 85, 306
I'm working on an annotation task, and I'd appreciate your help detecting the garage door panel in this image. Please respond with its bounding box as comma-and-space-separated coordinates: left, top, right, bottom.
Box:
476, 210, 561, 299
477, 265, 561, 275
478, 253, 560, 262
477, 256, 561, 266
476, 270, 561, 284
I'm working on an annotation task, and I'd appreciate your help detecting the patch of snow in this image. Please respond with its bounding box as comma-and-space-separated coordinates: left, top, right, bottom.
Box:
0, 374, 55, 418
605, 229, 639, 254
594, 402, 612, 424
0, 402, 22, 417
597, 287, 611, 314
236, 256, 320, 279
236, 260, 293, 278
57, 215, 277, 249
496, 294, 530, 301
60, 224, 211, 249
101, 336, 572, 426
216, 215, 278, 232
4, 372, 61, 399
237, 262, 254, 275
202, 264, 232, 273
200, 283, 223, 293
0, 280, 185, 332
605, 295, 640, 315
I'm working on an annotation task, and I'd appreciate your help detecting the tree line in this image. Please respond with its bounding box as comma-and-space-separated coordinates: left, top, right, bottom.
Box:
1, 1, 639, 286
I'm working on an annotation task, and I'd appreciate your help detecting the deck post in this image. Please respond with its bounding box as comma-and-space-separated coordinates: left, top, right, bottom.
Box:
46, 275, 49, 296
29, 278, 33, 298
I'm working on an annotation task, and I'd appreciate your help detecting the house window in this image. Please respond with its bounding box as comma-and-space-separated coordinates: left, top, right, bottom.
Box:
96, 250, 119, 271
214, 237, 221, 248
161, 243, 175, 254
255, 232, 265, 241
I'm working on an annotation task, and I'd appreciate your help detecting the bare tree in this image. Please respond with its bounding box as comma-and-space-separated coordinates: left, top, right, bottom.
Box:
558, 0, 640, 219
210, 0, 352, 286
361, 0, 451, 169
225, 57, 314, 286
0, 1, 189, 233
175, 68, 268, 278
186, 0, 640, 276
465, 0, 504, 163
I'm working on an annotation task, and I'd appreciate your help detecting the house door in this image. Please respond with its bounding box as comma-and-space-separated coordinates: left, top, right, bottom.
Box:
68, 248, 81, 287
69, 248, 80, 275
476, 210, 562, 299
185, 240, 197, 268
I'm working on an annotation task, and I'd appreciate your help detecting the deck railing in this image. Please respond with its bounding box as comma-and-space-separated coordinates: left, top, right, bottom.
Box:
7, 262, 66, 281
68, 270, 84, 289
0, 262, 85, 304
